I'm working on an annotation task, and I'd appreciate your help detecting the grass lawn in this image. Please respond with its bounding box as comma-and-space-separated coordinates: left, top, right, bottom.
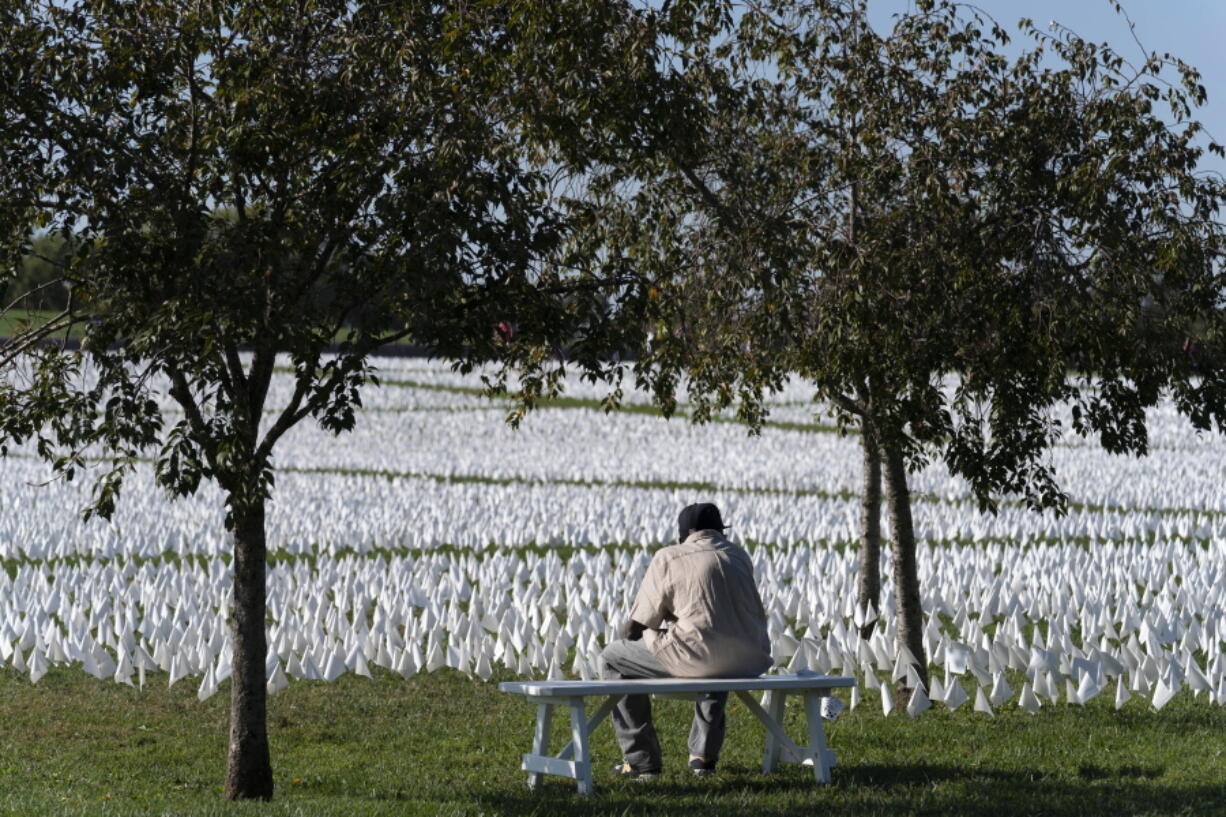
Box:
0, 308, 83, 341
1, 667, 1222, 817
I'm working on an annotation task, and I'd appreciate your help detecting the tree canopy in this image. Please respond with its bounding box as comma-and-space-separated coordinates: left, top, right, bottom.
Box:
0, 0, 666, 799
580, 0, 1226, 684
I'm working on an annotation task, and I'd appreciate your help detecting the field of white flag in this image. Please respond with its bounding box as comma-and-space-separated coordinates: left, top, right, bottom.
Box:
2, 357, 1223, 718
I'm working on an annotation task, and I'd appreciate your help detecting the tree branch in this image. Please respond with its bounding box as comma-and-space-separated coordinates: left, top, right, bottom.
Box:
253, 363, 312, 463
2, 277, 67, 315
0, 313, 80, 368
246, 346, 276, 432
253, 326, 415, 462
166, 365, 223, 479
829, 391, 867, 419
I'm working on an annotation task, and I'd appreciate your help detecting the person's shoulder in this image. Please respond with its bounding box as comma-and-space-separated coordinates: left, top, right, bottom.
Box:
707, 531, 746, 552
711, 535, 754, 563
650, 539, 714, 569
647, 543, 684, 566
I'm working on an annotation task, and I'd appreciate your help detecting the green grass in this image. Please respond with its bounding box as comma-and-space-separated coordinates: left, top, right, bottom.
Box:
1, 667, 1222, 817
0, 308, 87, 341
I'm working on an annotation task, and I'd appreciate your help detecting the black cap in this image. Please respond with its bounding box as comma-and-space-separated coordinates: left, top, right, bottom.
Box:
678, 502, 726, 543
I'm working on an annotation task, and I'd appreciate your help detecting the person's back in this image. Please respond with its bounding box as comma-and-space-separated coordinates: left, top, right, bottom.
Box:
632, 530, 772, 678
601, 502, 773, 779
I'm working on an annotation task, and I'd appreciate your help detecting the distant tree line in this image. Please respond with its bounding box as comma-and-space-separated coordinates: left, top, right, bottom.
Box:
3, 231, 73, 312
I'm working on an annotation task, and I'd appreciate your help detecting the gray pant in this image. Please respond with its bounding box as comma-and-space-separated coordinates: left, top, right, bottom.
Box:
599, 639, 727, 772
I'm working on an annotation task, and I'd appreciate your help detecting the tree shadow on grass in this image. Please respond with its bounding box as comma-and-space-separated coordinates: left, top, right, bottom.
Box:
473, 762, 1225, 817
1106, 704, 1226, 734
837, 762, 1166, 788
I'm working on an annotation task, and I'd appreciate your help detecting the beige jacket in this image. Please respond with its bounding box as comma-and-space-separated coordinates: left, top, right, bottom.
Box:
630, 530, 772, 678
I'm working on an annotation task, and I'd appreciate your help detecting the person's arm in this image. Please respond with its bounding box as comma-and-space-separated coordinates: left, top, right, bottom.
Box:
627, 553, 671, 638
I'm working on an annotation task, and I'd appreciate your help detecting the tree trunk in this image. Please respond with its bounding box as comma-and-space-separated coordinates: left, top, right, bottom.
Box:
224, 495, 274, 801
856, 420, 882, 640
882, 444, 929, 691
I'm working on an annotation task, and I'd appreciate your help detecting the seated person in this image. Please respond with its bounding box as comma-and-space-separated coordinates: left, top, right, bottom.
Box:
599, 502, 772, 779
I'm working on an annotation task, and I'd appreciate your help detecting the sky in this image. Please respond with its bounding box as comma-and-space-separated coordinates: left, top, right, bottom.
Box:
865, 0, 1226, 178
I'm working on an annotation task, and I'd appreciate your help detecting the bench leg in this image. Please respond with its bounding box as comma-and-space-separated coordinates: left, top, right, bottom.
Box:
738, 688, 835, 784
557, 695, 618, 761
528, 703, 553, 789
802, 692, 833, 784
760, 690, 786, 774
568, 697, 594, 795
523, 695, 616, 793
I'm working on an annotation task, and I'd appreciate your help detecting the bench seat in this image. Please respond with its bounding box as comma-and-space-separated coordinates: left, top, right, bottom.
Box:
498, 674, 855, 794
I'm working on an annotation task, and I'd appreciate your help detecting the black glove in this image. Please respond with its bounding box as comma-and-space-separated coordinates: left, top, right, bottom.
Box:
624, 619, 646, 641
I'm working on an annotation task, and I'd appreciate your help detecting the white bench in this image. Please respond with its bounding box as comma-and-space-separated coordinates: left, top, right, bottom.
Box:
498, 674, 855, 794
